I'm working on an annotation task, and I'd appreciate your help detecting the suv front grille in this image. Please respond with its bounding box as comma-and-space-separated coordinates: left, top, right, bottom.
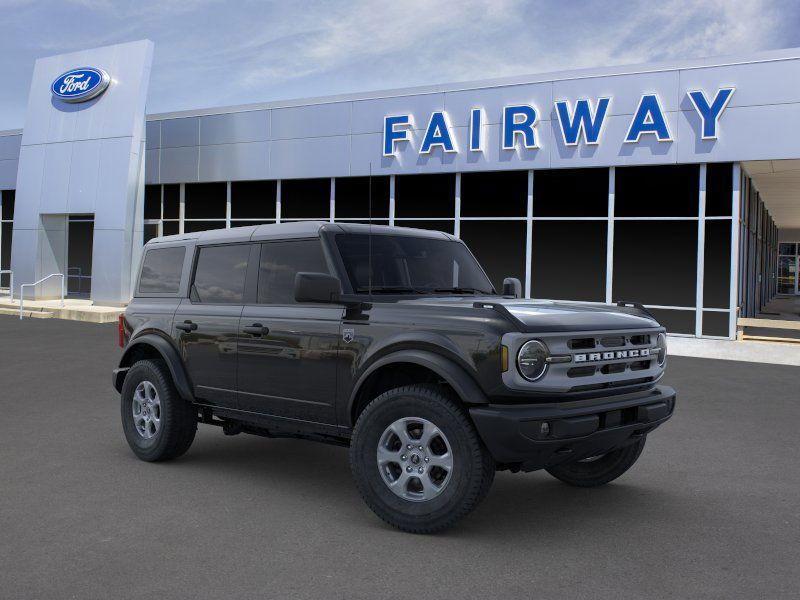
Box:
502, 328, 665, 394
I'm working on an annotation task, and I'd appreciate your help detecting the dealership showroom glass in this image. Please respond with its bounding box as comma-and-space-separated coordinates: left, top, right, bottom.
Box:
1, 40, 799, 338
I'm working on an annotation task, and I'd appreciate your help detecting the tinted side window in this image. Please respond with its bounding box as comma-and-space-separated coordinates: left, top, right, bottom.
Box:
258, 240, 329, 304
192, 244, 250, 304
138, 246, 185, 294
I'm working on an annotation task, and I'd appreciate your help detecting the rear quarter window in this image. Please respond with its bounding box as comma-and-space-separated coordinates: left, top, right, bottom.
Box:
138, 246, 186, 295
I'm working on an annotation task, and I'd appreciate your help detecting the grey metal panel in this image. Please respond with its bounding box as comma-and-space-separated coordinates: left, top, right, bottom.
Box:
271, 102, 350, 139
351, 93, 444, 135
145, 120, 160, 149
198, 141, 269, 182
270, 136, 350, 179
10, 145, 44, 228
0, 159, 17, 189
160, 146, 199, 183
66, 139, 101, 212
679, 58, 800, 108
444, 82, 553, 127
95, 137, 139, 229
145, 148, 160, 184
161, 117, 199, 148
0, 134, 21, 160
90, 228, 129, 304
199, 110, 270, 145
676, 103, 800, 163
38, 142, 72, 214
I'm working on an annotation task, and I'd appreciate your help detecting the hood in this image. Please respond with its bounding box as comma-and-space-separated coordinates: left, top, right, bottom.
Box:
401, 296, 660, 333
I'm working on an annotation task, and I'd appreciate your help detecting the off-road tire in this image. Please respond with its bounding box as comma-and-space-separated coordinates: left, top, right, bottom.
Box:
350, 384, 495, 534
545, 437, 647, 487
121, 359, 197, 462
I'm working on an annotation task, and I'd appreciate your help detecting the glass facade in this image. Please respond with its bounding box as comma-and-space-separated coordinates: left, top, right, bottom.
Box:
132, 162, 774, 338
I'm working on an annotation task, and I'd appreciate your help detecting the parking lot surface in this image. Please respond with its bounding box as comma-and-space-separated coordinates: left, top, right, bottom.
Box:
1, 316, 798, 599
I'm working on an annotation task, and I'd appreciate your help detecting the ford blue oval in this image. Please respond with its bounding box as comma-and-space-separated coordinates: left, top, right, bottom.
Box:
51, 67, 110, 103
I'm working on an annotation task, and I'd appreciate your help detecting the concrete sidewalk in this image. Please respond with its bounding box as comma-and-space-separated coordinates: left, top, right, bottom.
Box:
668, 334, 800, 366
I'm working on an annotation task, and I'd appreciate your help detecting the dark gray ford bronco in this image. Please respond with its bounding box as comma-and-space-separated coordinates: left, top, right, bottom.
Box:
114, 222, 675, 533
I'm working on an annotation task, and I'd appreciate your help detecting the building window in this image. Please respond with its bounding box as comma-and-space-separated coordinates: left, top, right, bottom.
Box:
163, 184, 180, 219
615, 165, 699, 217
185, 182, 226, 220
613, 220, 697, 307
460, 220, 525, 292
334, 176, 390, 219
144, 185, 161, 220
532, 220, 607, 302
395, 174, 455, 219
706, 162, 733, 216
281, 178, 330, 219
534, 168, 608, 217
231, 180, 276, 219
461, 171, 527, 218
0, 190, 13, 289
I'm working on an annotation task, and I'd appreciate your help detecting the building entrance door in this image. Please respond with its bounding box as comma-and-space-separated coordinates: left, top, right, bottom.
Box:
777, 255, 798, 295
67, 215, 94, 298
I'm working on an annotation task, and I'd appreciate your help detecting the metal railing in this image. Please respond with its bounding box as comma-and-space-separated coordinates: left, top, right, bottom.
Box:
0, 269, 12, 299
19, 273, 64, 319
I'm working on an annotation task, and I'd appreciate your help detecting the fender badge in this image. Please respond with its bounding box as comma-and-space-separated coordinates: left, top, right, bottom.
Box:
342, 328, 355, 343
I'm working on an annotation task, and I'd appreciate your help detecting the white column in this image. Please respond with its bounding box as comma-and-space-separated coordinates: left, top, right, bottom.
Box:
605, 167, 615, 305
178, 183, 185, 234
276, 180, 282, 223
729, 163, 742, 339
454, 173, 462, 238
389, 175, 396, 226
225, 181, 232, 228
329, 177, 335, 223
525, 170, 533, 299
695, 163, 707, 337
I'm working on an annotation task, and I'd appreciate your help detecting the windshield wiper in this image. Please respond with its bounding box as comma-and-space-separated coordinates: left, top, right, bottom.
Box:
432, 287, 492, 295
355, 286, 422, 294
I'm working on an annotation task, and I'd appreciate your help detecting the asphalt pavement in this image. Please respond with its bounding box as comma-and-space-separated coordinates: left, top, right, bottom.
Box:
1, 316, 798, 599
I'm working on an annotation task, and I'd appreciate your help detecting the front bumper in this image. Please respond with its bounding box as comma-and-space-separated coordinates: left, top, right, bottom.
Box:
469, 385, 676, 472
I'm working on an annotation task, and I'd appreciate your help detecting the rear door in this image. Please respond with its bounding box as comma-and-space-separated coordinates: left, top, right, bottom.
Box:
237, 238, 343, 424
173, 242, 255, 408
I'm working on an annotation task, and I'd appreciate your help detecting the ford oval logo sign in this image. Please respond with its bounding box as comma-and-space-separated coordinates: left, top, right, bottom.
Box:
51, 67, 110, 103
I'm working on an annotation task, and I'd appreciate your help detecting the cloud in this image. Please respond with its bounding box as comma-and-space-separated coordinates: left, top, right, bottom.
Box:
0, 0, 797, 129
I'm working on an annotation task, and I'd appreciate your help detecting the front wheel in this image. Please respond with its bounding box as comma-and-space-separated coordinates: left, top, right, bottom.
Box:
349, 385, 495, 534
545, 437, 647, 487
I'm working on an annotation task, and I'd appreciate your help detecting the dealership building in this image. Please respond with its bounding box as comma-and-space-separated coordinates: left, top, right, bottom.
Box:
1, 40, 800, 338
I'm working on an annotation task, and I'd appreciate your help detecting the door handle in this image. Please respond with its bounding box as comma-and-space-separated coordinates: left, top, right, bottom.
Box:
243, 323, 269, 336
176, 320, 198, 332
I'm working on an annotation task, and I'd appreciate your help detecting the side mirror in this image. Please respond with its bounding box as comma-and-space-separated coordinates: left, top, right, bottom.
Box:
295, 272, 343, 303
502, 277, 522, 298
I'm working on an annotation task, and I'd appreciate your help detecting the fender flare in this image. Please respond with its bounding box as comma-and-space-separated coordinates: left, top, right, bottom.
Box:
348, 349, 489, 423
114, 333, 195, 402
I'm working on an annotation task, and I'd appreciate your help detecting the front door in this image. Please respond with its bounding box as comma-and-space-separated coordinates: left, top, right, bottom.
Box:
67, 215, 93, 298
237, 239, 342, 424
174, 242, 253, 408
777, 255, 798, 295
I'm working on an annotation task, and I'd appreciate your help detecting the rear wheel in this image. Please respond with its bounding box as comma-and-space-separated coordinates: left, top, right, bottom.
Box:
545, 437, 647, 487
121, 359, 197, 462
350, 385, 494, 534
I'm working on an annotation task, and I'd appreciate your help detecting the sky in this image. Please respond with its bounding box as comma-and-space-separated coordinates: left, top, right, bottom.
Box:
0, 0, 799, 130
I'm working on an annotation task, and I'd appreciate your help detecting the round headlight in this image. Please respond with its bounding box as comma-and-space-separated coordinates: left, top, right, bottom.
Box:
655, 333, 667, 366
517, 340, 549, 381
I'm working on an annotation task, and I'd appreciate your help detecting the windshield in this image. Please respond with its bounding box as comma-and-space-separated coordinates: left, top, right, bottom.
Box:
335, 233, 495, 295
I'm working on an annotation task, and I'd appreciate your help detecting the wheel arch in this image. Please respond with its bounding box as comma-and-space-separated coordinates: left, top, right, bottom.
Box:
348, 349, 488, 426
114, 333, 195, 402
